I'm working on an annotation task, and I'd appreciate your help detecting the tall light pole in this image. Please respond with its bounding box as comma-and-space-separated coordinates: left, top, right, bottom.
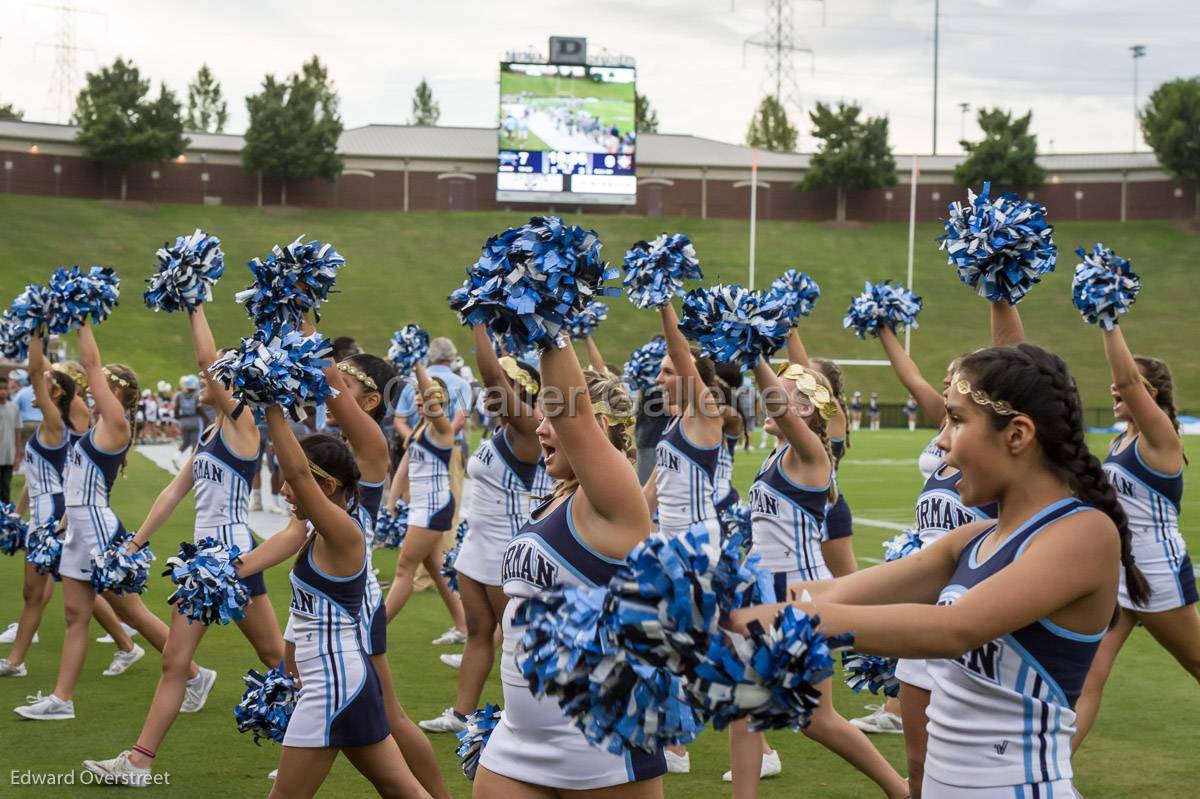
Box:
932, 0, 940, 154
1130, 44, 1146, 153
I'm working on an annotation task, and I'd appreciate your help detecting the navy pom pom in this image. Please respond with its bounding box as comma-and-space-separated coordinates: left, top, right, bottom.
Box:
47, 266, 121, 330
374, 500, 409, 549
718, 501, 753, 554
236, 236, 346, 326
207, 323, 337, 422
456, 704, 502, 780
1072, 243, 1141, 330
144, 229, 224, 313
440, 520, 469, 593
622, 336, 667, 393
843, 281, 923, 340
89, 531, 155, 595
882, 529, 923, 562
569, 300, 609, 339
621, 233, 703, 309
234, 663, 298, 745
841, 651, 900, 697
0, 502, 27, 555
767, 270, 821, 325
387, 324, 429, 377
678, 284, 791, 372
164, 537, 251, 625
449, 216, 618, 353
24, 520, 62, 577
939, 181, 1056, 305
0, 311, 29, 362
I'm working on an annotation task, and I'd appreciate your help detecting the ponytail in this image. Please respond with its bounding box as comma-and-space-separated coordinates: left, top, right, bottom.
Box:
1134, 355, 1187, 465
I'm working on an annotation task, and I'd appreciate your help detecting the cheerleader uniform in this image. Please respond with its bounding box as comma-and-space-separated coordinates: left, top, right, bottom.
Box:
481, 494, 666, 788
454, 427, 553, 587
713, 433, 739, 515
406, 426, 455, 531
282, 531, 389, 748
1103, 432, 1195, 612
191, 425, 266, 596
59, 430, 128, 582
748, 445, 833, 589
923, 498, 1099, 798
822, 438, 853, 542
22, 426, 70, 531
352, 478, 388, 655
655, 417, 721, 537
918, 433, 946, 481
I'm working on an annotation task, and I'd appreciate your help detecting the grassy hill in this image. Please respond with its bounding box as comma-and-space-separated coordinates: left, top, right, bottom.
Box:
1, 194, 1196, 412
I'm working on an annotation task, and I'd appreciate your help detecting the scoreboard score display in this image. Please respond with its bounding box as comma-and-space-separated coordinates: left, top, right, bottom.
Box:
496, 62, 637, 205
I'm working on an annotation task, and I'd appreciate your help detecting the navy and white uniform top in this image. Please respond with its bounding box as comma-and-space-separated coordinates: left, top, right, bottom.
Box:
353, 479, 386, 547
64, 429, 127, 508
915, 464, 999, 547
918, 433, 947, 480
24, 427, 70, 499
747, 445, 833, 579
286, 527, 369, 662
925, 498, 1101, 789
406, 424, 455, 529
467, 427, 553, 541
712, 433, 739, 513
191, 425, 260, 531
655, 417, 721, 535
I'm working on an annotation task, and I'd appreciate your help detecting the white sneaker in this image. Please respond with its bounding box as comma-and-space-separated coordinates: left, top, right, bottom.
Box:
419, 707, 468, 733
96, 622, 138, 644
0, 622, 36, 644
848, 704, 904, 734
180, 667, 217, 713
82, 751, 151, 787
664, 750, 690, 774
431, 627, 467, 645
250, 495, 263, 512
103, 644, 145, 676
0, 658, 27, 677
439, 653, 462, 670
267, 769, 278, 780
14, 691, 75, 720
722, 749, 782, 781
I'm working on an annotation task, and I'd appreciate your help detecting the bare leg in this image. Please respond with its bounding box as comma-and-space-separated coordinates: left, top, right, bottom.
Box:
1072, 609, 1137, 749
341, 737, 432, 798
451, 575, 499, 717
372, 653, 450, 799
92, 594, 135, 652
385, 527, 446, 622
52, 577, 97, 701
729, 720, 763, 799
423, 551, 466, 632
800, 678, 909, 798
1139, 603, 1200, 681
127, 613, 208, 768
268, 746, 338, 799
898, 683, 931, 799
105, 593, 200, 679
235, 596, 287, 668
7, 562, 55, 666
821, 537, 858, 578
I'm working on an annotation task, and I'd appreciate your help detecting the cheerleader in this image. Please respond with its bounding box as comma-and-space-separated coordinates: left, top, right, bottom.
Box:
712, 363, 745, 522
1071, 324, 1199, 746
849, 391, 863, 432
420, 324, 550, 735
383, 363, 465, 633
729, 358, 908, 799
866, 392, 881, 431
81, 304, 283, 784
474, 340, 665, 797
14, 320, 206, 721
734, 343, 1147, 799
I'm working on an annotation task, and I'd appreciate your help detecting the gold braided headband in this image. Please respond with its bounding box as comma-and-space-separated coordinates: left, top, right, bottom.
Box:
775, 364, 840, 421
955, 378, 1019, 417
499, 356, 540, 395
102, 367, 131, 389
54, 363, 87, 390
308, 460, 342, 487
591, 399, 635, 434
337, 361, 378, 392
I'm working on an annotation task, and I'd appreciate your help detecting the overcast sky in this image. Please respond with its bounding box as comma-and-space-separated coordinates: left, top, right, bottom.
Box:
1, 0, 1195, 154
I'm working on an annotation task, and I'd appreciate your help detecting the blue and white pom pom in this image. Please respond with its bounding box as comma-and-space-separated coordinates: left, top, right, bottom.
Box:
387, 324, 429, 377
0, 502, 26, 555
11, 283, 58, 337
569, 300, 609, 339
939, 181, 1056, 305
89, 531, 155, 595
882, 529, 923, 562
843, 281, 923, 340
621, 233, 703, 309
841, 651, 900, 697
678, 284, 791, 372
449, 216, 618, 353
1072, 243, 1141, 330
767, 270, 821, 325
47, 265, 121, 330
144, 229, 224, 313
441, 519, 469, 592
0, 311, 28, 362
622, 336, 667, 393
456, 705, 502, 780
24, 520, 62, 577
164, 537, 250, 625
234, 663, 298, 745
719, 501, 753, 554
374, 499, 409, 549
236, 236, 346, 326
207, 323, 337, 422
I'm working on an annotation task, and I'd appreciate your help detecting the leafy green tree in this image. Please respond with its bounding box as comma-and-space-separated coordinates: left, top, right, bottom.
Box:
1141, 77, 1200, 219
635, 92, 659, 133
954, 108, 1045, 190
73, 57, 187, 201
185, 64, 228, 133
410, 78, 440, 126
243, 56, 344, 206
746, 95, 797, 153
0, 102, 22, 121
800, 101, 896, 222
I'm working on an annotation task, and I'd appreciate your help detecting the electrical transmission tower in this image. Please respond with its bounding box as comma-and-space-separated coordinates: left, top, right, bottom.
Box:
743, 0, 820, 146
35, 2, 100, 123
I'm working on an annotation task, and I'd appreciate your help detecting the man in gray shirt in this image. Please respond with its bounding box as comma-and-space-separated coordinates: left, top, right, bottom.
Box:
0, 379, 20, 503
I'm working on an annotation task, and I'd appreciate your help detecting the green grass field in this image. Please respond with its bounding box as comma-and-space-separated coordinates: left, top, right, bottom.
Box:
0, 429, 1196, 797
497, 126, 551, 152
1, 195, 1196, 415
500, 68, 636, 104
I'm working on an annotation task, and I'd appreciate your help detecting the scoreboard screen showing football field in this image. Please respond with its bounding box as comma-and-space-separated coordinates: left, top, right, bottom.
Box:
496, 62, 637, 205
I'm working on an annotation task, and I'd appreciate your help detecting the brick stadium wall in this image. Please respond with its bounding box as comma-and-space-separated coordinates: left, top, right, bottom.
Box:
2, 149, 1195, 222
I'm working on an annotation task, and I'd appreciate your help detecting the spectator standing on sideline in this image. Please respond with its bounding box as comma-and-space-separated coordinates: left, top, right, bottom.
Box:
867, 391, 881, 431
735, 377, 758, 451
634, 385, 670, 484
0, 380, 19, 502
391, 377, 420, 472
12, 369, 42, 464
172, 375, 205, 470
903, 395, 919, 431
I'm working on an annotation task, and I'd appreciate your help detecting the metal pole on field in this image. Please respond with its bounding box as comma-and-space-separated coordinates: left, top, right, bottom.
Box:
748, 148, 758, 289
905, 156, 919, 355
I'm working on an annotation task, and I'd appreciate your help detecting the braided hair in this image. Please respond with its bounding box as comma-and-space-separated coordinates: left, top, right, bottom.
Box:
47, 369, 78, 430
959, 344, 1149, 607
811, 357, 850, 451
300, 433, 362, 505
341, 353, 397, 423
1134, 356, 1187, 465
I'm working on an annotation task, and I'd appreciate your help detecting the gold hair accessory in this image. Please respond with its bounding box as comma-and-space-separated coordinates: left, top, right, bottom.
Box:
54, 363, 88, 390
776, 364, 839, 421
499, 356, 540, 395
955, 378, 1019, 416
308, 460, 342, 487
102, 367, 131, 388
337, 361, 378, 391
591, 399, 636, 435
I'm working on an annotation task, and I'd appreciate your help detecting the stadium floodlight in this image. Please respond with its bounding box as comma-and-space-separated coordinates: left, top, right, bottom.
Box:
1130, 44, 1146, 153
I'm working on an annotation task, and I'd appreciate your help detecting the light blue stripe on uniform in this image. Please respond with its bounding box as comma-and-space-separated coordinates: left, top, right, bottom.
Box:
1018, 662, 1035, 786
